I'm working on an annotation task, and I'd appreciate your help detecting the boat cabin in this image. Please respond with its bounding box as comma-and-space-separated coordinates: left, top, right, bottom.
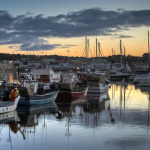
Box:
31, 69, 61, 83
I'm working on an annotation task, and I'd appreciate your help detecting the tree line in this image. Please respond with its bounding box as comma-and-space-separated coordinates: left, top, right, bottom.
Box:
0, 53, 148, 65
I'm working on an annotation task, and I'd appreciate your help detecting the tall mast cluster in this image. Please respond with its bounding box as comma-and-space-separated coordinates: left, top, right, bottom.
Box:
85, 37, 89, 58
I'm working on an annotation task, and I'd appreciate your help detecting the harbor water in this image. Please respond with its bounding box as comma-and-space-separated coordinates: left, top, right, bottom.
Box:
0, 71, 150, 150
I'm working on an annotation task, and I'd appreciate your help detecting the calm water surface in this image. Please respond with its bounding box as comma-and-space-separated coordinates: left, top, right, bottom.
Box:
0, 72, 150, 150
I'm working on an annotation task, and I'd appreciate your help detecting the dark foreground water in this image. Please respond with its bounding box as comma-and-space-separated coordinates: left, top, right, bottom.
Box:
0, 82, 150, 150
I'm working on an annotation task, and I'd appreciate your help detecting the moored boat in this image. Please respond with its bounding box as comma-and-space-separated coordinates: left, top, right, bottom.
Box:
133, 75, 150, 84
58, 73, 88, 99
18, 72, 60, 105
138, 79, 150, 87
110, 72, 130, 80
77, 72, 110, 94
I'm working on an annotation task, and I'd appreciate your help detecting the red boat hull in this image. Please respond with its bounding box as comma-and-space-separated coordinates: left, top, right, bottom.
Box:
55, 87, 88, 105
56, 93, 88, 105
58, 89, 87, 98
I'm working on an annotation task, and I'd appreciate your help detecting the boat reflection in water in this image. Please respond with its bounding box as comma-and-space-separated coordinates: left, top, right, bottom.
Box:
87, 92, 110, 104
2, 70, 150, 150
17, 102, 60, 115
56, 92, 113, 131
0, 111, 23, 148
16, 102, 62, 137
83, 99, 115, 125
0, 110, 20, 124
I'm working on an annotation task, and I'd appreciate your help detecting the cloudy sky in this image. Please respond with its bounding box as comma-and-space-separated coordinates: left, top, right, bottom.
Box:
0, 0, 150, 57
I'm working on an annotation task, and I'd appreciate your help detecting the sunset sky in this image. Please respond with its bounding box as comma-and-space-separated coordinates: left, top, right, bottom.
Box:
0, 0, 150, 57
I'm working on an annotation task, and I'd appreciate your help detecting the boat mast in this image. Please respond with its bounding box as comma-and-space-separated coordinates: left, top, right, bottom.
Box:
85, 37, 89, 58
98, 42, 100, 57
124, 46, 126, 73
148, 30, 150, 68
85, 37, 89, 70
98, 42, 100, 67
87, 38, 89, 58
114, 50, 115, 63
27, 47, 29, 71
120, 40, 122, 67
112, 48, 114, 63
112, 48, 113, 59
96, 38, 97, 59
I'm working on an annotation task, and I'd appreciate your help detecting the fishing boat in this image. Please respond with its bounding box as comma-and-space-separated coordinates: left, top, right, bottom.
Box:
58, 73, 88, 99
133, 75, 150, 84
0, 84, 20, 114
110, 71, 130, 80
138, 79, 150, 87
18, 72, 60, 105
77, 72, 110, 94
133, 68, 149, 74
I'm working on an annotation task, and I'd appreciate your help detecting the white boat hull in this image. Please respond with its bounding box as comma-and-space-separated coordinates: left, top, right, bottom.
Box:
0, 95, 20, 114
138, 81, 150, 87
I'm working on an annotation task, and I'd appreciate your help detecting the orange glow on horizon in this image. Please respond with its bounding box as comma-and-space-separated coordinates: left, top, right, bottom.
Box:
0, 27, 149, 57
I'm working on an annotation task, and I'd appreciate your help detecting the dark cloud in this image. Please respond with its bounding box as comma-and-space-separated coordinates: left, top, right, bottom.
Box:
18, 43, 61, 51
0, 8, 150, 51
61, 44, 77, 49
113, 34, 133, 39
0, 10, 14, 28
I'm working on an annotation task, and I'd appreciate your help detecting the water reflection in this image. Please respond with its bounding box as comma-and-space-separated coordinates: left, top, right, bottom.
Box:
56, 94, 113, 134
17, 102, 61, 139
110, 82, 150, 130
0, 111, 20, 150
0, 72, 150, 150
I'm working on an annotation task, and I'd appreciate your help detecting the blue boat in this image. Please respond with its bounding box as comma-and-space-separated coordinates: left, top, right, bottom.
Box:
18, 90, 59, 105
18, 73, 60, 105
